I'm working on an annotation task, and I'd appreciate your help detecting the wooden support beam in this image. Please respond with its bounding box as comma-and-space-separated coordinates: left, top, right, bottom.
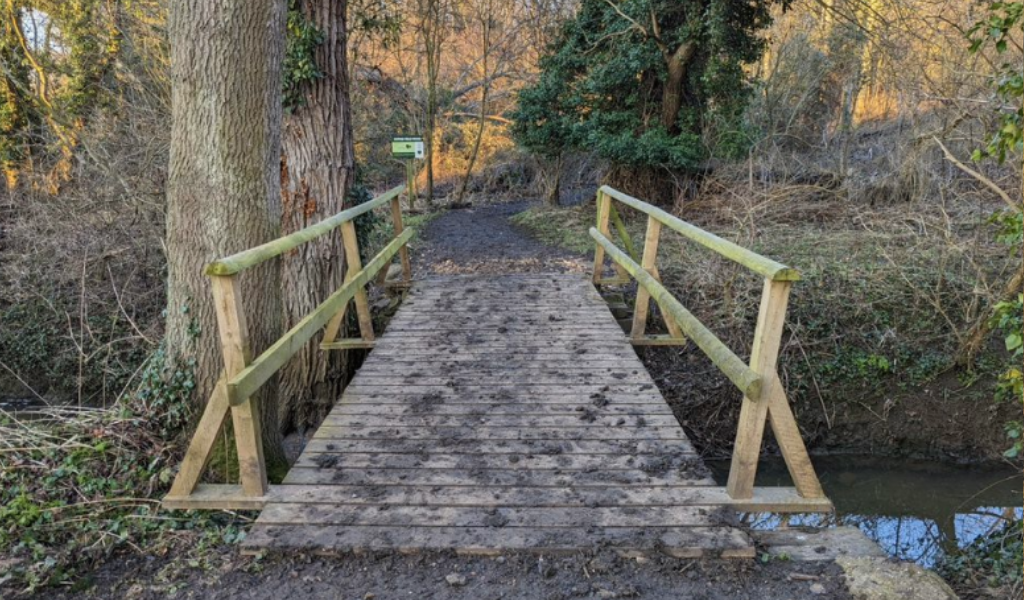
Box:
649, 266, 685, 341
210, 275, 268, 497
165, 375, 230, 499
726, 278, 790, 500
766, 373, 825, 499
590, 229, 761, 399
390, 196, 413, 284
630, 215, 683, 341
630, 335, 688, 346
609, 203, 638, 262
321, 339, 376, 350
592, 190, 611, 285
230, 229, 413, 404
341, 220, 375, 342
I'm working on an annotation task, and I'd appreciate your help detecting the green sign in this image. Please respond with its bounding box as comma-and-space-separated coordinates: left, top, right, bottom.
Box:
392, 136, 424, 159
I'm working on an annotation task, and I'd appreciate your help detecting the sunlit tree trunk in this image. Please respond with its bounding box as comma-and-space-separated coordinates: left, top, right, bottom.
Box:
278, 0, 355, 432
0, 3, 33, 189
418, 0, 447, 203
454, 0, 493, 205
165, 0, 288, 472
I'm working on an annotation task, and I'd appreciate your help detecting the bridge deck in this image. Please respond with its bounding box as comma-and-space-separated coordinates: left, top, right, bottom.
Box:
242, 273, 755, 557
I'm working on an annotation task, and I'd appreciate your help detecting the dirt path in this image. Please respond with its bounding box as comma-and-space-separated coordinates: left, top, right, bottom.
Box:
413, 201, 589, 275
28, 200, 855, 600
36, 547, 850, 600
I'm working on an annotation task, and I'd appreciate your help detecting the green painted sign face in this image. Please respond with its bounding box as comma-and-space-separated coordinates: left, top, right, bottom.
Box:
392, 136, 424, 159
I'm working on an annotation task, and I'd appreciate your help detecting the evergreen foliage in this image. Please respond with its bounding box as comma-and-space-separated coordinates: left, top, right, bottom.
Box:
512, 0, 785, 172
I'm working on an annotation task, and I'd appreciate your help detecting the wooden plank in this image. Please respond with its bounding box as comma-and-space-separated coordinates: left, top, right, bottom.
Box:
255, 504, 721, 527
343, 378, 653, 388
726, 278, 790, 500
311, 426, 688, 441
246, 484, 808, 508
206, 185, 404, 275
172, 484, 829, 514
210, 275, 267, 496
227, 229, 413, 404
284, 467, 713, 487
362, 355, 651, 364
340, 383, 664, 396
289, 452, 701, 471
599, 185, 799, 281
299, 438, 692, 455
351, 365, 657, 376
318, 414, 680, 428
163, 484, 269, 510
241, 524, 753, 558
336, 392, 668, 405
329, 403, 674, 416
364, 344, 636, 352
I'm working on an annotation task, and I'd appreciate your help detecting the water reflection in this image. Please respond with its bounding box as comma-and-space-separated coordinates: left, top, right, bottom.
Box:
709, 456, 1023, 566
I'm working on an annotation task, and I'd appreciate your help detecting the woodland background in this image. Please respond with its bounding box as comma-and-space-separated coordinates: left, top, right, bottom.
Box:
0, 0, 1021, 595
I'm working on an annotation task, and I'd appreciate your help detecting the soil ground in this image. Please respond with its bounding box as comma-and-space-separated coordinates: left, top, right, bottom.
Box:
34, 548, 851, 600
27, 199, 859, 600
412, 200, 590, 276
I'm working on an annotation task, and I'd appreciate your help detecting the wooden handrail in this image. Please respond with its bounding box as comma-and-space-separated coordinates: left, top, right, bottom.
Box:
590, 228, 761, 399
598, 185, 799, 281
165, 184, 415, 508
206, 185, 406, 276
227, 229, 413, 404
590, 185, 825, 503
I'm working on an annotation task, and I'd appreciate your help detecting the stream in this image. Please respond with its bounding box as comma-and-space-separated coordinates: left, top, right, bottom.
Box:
710, 455, 1023, 567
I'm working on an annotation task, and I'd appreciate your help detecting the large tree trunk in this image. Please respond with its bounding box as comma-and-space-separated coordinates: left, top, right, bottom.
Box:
278, 0, 355, 432
165, 0, 289, 473
545, 154, 563, 206
660, 42, 696, 132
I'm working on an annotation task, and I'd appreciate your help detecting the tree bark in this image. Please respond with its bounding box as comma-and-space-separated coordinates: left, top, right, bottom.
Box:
454, 0, 492, 206
278, 0, 355, 432
545, 154, 563, 206
660, 42, 696, 132
0, 3, 33, 189
165, 0, 289, 473
419, 0, 447, 204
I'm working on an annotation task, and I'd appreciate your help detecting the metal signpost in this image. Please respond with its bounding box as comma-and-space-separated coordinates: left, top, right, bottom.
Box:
391, 136, 424, 209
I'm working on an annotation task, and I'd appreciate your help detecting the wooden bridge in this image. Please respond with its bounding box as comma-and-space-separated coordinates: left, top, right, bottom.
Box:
163, 185, 831, 557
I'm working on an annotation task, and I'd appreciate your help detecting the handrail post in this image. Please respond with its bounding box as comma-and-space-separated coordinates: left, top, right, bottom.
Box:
390, 194, 413, 284
631, 216, 661, 339
340, 220, 376, 342
592, 190, 611, 284
726, 277, 790, 500
630, 216, 686, 342
210, 274, 268, 496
